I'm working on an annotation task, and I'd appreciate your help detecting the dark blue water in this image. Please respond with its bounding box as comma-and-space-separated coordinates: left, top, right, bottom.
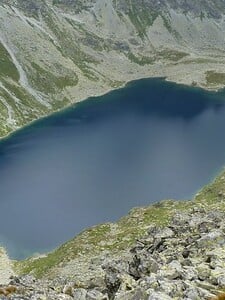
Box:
1, 78, 225, 259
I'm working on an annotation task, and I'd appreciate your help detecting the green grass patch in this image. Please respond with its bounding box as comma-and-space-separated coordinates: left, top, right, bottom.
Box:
195, 170, 225, 209
206, 71, 225, 86
0, 43, 19, 81
127, 52, 154, 65
158, 49, 189, 62
15, 224, 112, 277
110, 80, 125, 88
126, 49, 188, 66
128, 7, 158, 38
29, 62, 78, 94
2, 80, 48, 114
51, 97, 71, 110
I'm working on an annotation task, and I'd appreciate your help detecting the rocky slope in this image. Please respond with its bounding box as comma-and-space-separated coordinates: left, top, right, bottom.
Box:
1, 0, 225, 137
2, 206, 225, 299
0, 170, 225, 299
0, 248, 14, 285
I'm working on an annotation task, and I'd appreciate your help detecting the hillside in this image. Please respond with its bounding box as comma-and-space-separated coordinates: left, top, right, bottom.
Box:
0, 0, 225, 137
0, 169, 224, 299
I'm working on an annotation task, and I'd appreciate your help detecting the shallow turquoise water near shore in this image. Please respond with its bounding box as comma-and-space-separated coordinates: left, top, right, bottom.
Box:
1, 78, 225, 259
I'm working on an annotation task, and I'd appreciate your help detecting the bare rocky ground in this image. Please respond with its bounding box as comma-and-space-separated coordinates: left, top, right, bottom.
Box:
1, 207, 225, 300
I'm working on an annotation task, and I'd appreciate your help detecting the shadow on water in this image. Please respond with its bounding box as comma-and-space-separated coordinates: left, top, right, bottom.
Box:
0, 78, 225, 259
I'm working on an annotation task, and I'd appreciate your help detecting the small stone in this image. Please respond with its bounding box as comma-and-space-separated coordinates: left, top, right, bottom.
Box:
184, 287, 199, 300
217, 275, 225, 288
63, 283, 74, 297
147, 291, 173, 300
86, 289, 108, 300
155, 228, 175, 239
165, 261, 183, 280
118, 274, 137, 292
196, 264, 210, 281
72, 288, 87, 300
182, 249, 190, 258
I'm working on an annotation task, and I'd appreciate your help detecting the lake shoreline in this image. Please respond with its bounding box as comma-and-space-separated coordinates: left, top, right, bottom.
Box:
1, 77, 225, 260
0, 75, 224, 144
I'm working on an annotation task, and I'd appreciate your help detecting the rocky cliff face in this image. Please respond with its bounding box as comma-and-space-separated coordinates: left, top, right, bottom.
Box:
0, 0, 225, 137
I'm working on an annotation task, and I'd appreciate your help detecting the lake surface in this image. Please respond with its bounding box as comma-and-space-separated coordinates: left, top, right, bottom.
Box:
1, 78, 225, 259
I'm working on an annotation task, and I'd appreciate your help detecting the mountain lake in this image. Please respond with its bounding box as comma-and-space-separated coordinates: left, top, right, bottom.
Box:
0, 78, 225, 259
